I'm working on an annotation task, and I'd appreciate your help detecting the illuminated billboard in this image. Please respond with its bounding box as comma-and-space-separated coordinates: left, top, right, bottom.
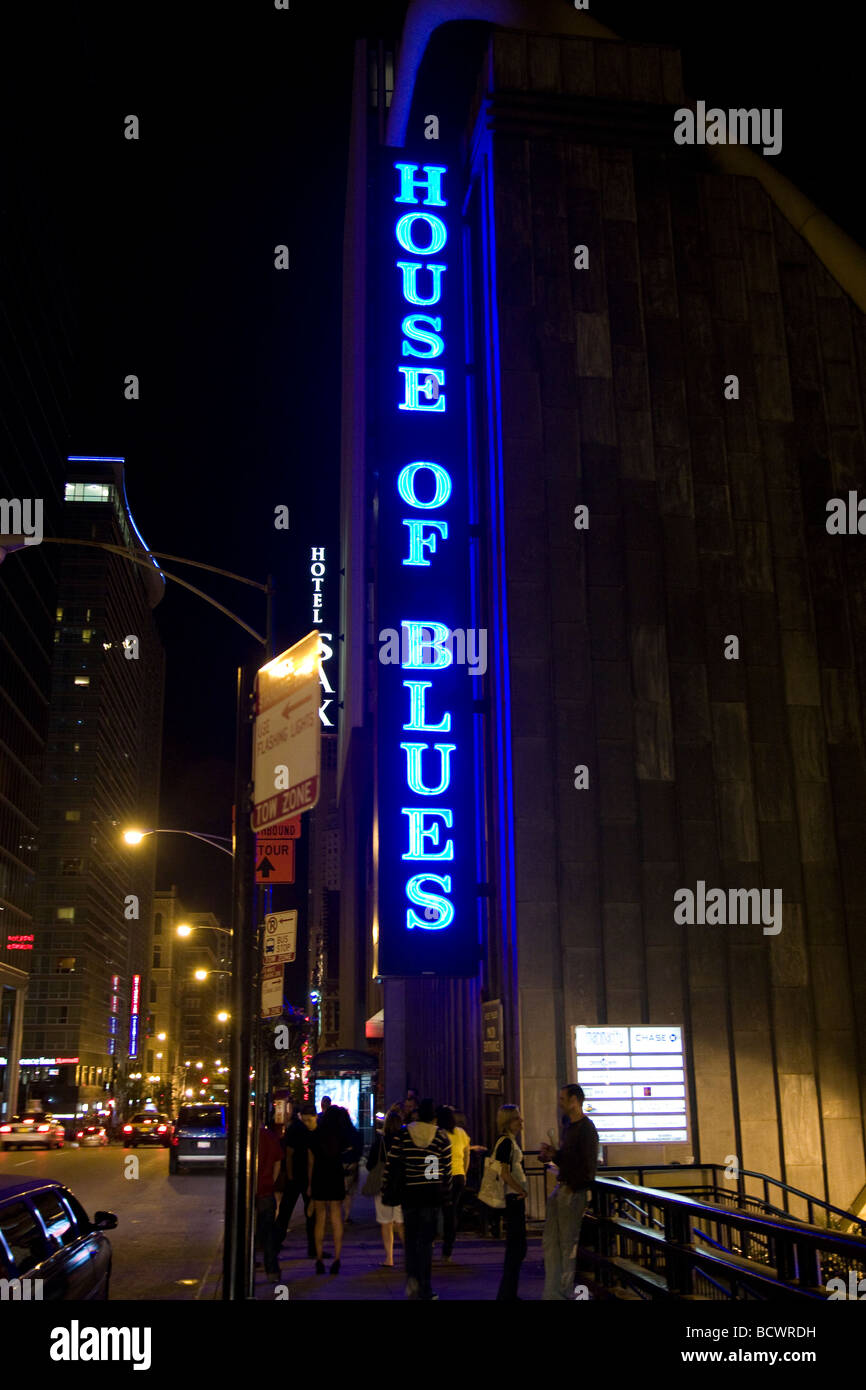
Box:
375, 155, 479, 976
575, 1025, 689, 1145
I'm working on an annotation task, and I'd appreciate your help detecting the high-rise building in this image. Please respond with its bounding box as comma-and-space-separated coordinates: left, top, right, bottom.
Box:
0, 185, 73, 1117
20, 455, 164, 1122
338, 2, 866, 1216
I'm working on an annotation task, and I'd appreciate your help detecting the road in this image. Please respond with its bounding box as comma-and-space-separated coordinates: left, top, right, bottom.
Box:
0, 1141, 225, 1299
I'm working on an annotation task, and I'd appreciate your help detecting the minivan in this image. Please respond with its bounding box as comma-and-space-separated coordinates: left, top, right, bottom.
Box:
169, 1103, 227, 1173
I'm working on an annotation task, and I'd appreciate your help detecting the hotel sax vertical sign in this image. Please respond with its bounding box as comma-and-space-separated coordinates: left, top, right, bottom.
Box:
376, 156, 478, 976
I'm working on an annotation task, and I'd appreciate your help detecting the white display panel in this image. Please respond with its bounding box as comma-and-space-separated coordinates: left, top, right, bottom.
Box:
575, 1025, 689, 1146
314, 1078, 360, 1127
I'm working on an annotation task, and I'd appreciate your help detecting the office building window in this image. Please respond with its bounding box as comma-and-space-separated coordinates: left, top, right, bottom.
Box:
152, 947, 161, 968
64, 482, 111, 503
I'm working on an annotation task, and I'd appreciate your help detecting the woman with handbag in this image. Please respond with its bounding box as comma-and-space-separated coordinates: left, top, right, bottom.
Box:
488, 1105, 528, 1300
366, 1104, 405, 1266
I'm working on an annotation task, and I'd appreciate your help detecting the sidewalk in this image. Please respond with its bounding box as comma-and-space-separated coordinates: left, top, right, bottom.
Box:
254, 1192, 546, 1300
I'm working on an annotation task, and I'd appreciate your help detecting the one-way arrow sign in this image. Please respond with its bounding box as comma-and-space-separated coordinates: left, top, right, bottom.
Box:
257, 856, 276, 879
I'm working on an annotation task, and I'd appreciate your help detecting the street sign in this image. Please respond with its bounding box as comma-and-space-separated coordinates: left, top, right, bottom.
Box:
252, 631, 321, 832
262, 910, 297, 965
255, 822, 298, 884
261, 963, 284, 1018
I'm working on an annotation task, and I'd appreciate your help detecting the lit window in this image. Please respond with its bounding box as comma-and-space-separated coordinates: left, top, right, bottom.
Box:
56, 907, 75, 921
64, 482, 111, 503
64, 811, 80, 822
81, 629, 92, 643
74, 677, 90, 686
56, 607, 63, 621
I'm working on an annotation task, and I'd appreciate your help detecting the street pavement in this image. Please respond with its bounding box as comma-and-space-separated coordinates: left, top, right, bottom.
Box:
254, 1191, 547, 1300
0, 1140, 224, 1299
0, 1143, 551, 1300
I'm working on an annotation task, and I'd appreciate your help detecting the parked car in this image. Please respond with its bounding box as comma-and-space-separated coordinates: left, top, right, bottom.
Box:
122, 1112, 172, 1147
75, 1125, 109, 1148
169, 1103, 227, 1173
0, 1176, 116, 1299
0, 1114, 66, 1151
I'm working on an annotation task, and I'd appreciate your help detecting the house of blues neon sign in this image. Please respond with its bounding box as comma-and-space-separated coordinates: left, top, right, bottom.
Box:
376, 159, 478, 976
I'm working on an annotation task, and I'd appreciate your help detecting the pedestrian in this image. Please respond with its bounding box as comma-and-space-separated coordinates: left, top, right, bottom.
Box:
539, 1083, 599, 1300
368, 1104, 405, 1266
275, 1101, 317, 1256
382, 1097, 451, 1301
492, 1104, 528, 1300
401, 1088, 419, 1122
435, 1105, 470, 1263
307, 1102, 346, 1275
318, 1094, 332, 1123
340, 1107, 364, 1223
255, 1117, 284, 1283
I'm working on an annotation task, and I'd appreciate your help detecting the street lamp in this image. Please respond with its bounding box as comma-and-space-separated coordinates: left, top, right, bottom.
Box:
194, 969, 231, 982
123, 827, 234, 858
178, 921, 233, 938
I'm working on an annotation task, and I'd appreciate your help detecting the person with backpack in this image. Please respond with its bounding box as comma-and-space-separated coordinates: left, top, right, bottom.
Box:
381, 1097, 452, 1300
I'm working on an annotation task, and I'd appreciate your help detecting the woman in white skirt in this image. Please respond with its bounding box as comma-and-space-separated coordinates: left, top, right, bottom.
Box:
370, 1105, 405, 1266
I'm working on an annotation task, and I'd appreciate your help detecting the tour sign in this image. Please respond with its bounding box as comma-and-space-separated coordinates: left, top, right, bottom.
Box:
255, 821, 299, 883
252, 632, 321, 831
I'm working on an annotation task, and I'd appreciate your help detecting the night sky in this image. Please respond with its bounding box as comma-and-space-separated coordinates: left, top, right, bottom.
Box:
7, 1, 861, 922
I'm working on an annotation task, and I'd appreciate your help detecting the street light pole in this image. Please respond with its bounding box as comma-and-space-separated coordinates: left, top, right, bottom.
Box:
224, 659, 257, 1301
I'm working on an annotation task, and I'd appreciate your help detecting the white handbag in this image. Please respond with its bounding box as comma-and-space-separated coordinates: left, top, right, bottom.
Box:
478, 1135, 509, 1209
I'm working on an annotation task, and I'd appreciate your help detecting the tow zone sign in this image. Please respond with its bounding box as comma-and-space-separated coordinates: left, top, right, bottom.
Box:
252, 631, 321, 831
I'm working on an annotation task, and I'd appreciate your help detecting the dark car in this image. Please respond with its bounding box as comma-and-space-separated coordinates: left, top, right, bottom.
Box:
0, 1176, 116, 1300
122, 1112, 172, 1147
169, 1103, 227, 1174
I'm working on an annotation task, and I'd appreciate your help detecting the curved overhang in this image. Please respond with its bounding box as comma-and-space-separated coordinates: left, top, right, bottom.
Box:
386, 0, 866, 315
386, 0, 615, 148
67, 455, 166, 609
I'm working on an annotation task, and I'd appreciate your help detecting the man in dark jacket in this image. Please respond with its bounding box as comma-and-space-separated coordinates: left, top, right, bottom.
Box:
382, 1097, 452, 1300
539, 1084, 599, 1300
275, 1102, 317, 1256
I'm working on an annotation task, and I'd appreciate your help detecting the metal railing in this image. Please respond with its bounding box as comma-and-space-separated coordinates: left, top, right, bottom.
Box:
513, 1157, 866, 1298
599, 1162, 866, 1237
585, 1177, 866, 1299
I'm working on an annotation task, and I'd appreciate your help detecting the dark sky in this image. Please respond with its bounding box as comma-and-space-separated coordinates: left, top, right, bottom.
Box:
7, 0, 862, 920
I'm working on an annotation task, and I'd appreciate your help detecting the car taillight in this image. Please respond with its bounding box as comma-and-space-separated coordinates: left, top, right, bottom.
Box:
37, 1125, 50, 1132
157, 1125, 166, 1132
76, 1131, 84, 1138
171, 1134, 179, 1146
122, 1125, 132, 1132
0, 1125, 10, 1133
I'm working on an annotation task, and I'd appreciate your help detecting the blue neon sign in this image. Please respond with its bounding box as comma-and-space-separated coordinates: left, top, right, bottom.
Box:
376, 156, 479, 975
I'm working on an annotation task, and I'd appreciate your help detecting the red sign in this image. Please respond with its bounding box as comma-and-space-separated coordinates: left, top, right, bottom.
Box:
255, 821, 299, 884
6, 934, 34, 950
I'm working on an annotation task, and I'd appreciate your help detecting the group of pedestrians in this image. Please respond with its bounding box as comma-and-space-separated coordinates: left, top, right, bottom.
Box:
255, 1081, 599, 1299
255, 1095, 363, 1282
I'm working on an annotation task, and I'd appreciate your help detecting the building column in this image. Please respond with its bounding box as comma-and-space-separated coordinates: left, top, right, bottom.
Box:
1, 965, 28, 1119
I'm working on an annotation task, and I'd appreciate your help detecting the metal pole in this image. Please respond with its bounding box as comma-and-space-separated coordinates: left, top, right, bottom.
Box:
223, 663, 256, 1300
